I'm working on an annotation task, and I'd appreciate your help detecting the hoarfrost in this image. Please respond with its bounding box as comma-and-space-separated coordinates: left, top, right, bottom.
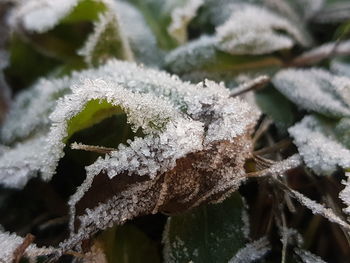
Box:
228, 237, 270, 263
294, 248, 327, 263
216, 5, 309, 55
250, 154, 302, 177
1, 60, 259, 189
273, 68, 350, 118
167, 0, 204, 44
289, 188, 350, 230
0, 230, 54, 262
42, 77, 182, 180
289, 115, 350, 175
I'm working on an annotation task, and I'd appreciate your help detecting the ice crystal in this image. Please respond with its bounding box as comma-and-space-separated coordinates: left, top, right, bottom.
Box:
273, 68, 350, 118
289, 115, 350, 175
228, 237, 270, 263
216, 5, 309, 55
0, 230, 53, 262
167, 0, 204, 44
294, 248, 327, 263
8, 0, 80, 32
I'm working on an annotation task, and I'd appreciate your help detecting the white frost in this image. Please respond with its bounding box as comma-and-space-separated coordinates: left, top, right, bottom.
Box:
216, 5, 310, 55
273, 68, 350, 118
228, 237, 270, 263
289, 115, 350, 175
0, 230, 54, 262
8, 0, 80, 33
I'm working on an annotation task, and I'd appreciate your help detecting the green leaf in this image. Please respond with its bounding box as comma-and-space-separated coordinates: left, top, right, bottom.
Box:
66, 99, 124, 141
255, 86, 297, 134
98, 224, 161, 263
4, 34, 61, 90
163, 193, 246, 263
61, 0, 107, 24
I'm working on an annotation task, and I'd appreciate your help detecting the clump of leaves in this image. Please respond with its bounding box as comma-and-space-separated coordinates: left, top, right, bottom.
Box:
1, 0, 350, 262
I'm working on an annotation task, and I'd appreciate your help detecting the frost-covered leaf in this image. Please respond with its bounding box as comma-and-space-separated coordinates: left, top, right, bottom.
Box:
312, 1, 350, 24
289, 115, 350, 175
8, 0, 105, 33
78, 9, 134, 66
0, 230, 54, 262
126, 0, 178, 49
273, 68, 350, 118
167, 0, 204, 44
228, 237, 270, 263
216, 5, 310, 55
164, 35, 282, 80
0, 135, 47, 188
162, 193, 247, 263
115, 1, 161, 66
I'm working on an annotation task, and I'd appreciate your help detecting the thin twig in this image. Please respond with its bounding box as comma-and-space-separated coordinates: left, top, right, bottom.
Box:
12, 233, 35, 263
71, 142, 116, 154
254, 139, 292, 156
230, 75, 270, 97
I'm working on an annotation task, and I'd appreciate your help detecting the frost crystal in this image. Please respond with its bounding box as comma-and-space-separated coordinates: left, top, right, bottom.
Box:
167, 0, 204, 44
289, 115, 350, 175
294, 248, 327, 263
216, 5, 309, 55
228, 237, 270, 263
8, 0, 80, 32
0, 230, 53, 262
273, 69, 350, 118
